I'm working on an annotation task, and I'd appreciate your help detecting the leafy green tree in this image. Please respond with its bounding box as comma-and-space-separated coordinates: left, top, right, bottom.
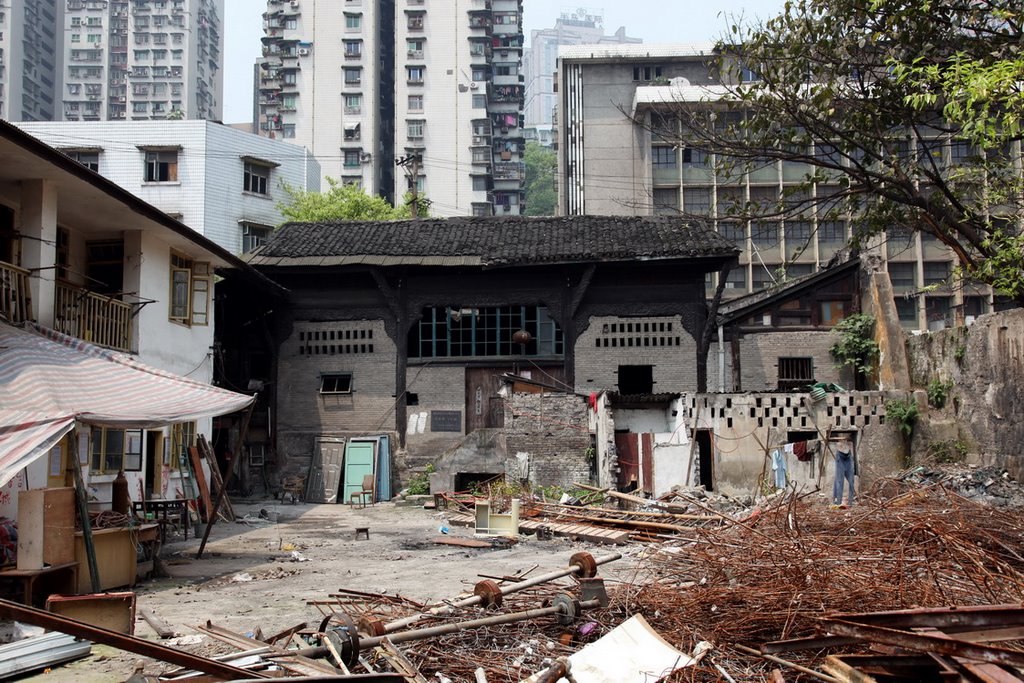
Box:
524, 142, 556, 216
653, 0, 1024, 304
277, 178, 417, 223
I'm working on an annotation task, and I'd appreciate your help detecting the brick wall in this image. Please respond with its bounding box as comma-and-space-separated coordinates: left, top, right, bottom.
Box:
505, 392, 592, 487
737, 331, 852, 391
574, 315, 698, 393
276, 319, 397, 470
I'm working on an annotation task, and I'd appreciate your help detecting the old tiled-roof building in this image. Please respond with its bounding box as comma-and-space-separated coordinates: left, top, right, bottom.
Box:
231, 216, 737, 498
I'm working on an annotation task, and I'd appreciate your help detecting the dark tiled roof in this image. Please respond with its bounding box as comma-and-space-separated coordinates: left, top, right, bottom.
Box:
246, 216, 738, 268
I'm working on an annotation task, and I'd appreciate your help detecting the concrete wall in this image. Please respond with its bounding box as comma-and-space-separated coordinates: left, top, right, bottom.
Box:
404, 365, 469, 469
906, 309, 1024, 479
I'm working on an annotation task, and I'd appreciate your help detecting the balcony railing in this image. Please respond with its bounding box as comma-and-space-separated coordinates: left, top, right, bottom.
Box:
0, 260, 32, 325
55, 282, 132, 353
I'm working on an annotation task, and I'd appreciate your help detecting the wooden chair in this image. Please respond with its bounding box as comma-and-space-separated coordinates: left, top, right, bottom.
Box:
350, 474, 375, 508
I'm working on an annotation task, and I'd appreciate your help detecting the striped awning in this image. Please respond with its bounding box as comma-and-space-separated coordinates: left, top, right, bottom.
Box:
0, 322, 255, 487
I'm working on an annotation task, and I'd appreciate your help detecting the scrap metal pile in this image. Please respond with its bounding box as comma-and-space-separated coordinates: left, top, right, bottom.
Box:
611, 478, 1024, 680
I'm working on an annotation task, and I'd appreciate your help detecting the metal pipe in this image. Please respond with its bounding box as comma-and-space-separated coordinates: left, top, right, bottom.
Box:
367, 599, 601, 648
383, 552, 620, 632
0, 598, 268, 680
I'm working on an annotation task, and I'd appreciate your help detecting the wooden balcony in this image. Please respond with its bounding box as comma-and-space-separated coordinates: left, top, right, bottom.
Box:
0, 260, 32, 325
55, 282, 133, 353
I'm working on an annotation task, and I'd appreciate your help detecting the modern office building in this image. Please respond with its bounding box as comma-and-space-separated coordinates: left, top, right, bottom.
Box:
258, 0, 526, 217
0, 0, 63, 121
556, 44, 993, 332
0, 0, 223, 123
17, 120, 320, 254
522, 8, 639, 132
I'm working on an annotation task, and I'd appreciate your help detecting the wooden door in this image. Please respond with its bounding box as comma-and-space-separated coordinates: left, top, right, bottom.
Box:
615, 433, 639, 492
465, 367, 505, 433
342, 441, 376, 505
47, 437, 70, 488
310, 437, 345, 504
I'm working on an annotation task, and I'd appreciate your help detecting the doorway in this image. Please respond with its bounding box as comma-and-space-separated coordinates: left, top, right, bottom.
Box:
465, 367, 505, 433
696, 430, 714, 491
145, 430, 162, 498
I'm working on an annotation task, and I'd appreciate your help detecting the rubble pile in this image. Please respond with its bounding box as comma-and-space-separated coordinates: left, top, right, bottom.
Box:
899, 463, 1024, 507
611, 478, 1024, 679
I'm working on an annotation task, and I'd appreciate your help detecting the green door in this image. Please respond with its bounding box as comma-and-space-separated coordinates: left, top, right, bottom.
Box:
342, 441, 376, 505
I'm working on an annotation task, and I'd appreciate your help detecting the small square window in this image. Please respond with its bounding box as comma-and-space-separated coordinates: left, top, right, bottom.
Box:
320, 373, 353, 395
408, 94, 423, 111
243, 162, 270, 195
144, 150, 178, 182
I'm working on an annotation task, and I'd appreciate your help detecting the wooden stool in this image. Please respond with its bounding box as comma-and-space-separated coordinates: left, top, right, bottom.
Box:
354, 527, 369, 540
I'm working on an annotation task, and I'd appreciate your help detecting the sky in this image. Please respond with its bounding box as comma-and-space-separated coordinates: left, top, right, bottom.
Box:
222, 0, 786, 124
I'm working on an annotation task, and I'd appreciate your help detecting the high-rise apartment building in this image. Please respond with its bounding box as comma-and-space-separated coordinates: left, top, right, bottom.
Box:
557, 44, 995, 332
258, 0, 526, 217
0, 0, 63, 121
61, 0, 223, 122
522, 9, 639, 131
0, 0, 222, 123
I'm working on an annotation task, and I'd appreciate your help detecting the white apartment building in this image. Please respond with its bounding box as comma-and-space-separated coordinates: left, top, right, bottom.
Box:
0, 0, 63, 121
259, 0, 526, 218
61, 0, 223, 122
522, 9, 639, 132
17, 120, 320, 254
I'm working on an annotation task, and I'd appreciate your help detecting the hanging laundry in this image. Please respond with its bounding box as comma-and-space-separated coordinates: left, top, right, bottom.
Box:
771, 449, 787, 489
794, 441, 810, 462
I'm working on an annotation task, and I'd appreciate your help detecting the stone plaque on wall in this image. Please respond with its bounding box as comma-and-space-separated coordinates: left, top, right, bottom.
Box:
430, 410, 462, 432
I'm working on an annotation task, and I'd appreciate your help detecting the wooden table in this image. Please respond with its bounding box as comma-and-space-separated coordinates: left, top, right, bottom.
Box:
0, 561, 79, 607
133, 499, 189, 543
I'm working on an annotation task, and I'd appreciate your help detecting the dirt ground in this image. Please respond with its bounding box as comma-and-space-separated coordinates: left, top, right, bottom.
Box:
24, 500, 642, 682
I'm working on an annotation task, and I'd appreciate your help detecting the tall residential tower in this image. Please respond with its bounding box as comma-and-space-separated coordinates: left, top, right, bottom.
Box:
258, 0, 526, 217
0, 0, 63, 121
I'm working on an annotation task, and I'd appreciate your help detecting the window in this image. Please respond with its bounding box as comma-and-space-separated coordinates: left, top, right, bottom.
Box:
90, 428, 143, 474
68, 151, 100, 172
285, 17, 297, 30
169, 421, 196, 471
472, 67, 488, 81
888, 262, 917, 289
652, 188, 679, 215
683, 187, 711, 215
819, 221, 846, 244
408, 94, 423, 111
632, 65, 663, 82
682, 148, 708, 165
344, 67, 361, 85
751, 221, 780, 247
241, 223, 271, 254
923, 261, 951, 286
344, 123, 361, 141
144, 150, 178, 182
344, 150, 361, 168
344, 13, 361, 29
320, 373, 353, 395
472, 94, 486, 108
407, 66, 424, 83
282, 124, 296, 139
411, 305, 564, 359
282, 94, 297, 110
345, 94, 362, 113
786, 221, 813, 258
344, 40, 361, 58
243, 162, 270, 195
652, 146, 676, 168
895, 297, 919, 325
407, 120, 424, 138
472, 176, 489, 191
407, 14, 424, 30
719, 222, 746, 245
777, 358, 813, 391
169, 252, 211, 326
726, 268, 748, 290
618, 365, 654, 394
819, 300, 848, 327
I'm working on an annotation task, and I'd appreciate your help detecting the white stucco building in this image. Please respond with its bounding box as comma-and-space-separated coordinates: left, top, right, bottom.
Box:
16, 120, 320, 254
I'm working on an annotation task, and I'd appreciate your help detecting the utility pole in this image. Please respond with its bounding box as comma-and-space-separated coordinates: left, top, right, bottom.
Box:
395, 153, 429, 217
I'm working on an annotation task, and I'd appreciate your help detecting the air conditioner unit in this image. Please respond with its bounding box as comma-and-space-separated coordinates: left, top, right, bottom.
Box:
298, 48, 310, 56
360, 153, 372, 163
468, 82, 479, 90
290, 1, 300, 7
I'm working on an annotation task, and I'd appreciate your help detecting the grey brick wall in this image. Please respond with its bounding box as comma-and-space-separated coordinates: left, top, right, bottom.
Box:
574, 315, 698, 393
505, 392, 592, 487
276, 320, 397, 466
738, 331, 851, 391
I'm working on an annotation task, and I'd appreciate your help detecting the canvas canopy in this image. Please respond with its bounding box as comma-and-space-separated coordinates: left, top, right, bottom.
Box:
0, 322, 254, 487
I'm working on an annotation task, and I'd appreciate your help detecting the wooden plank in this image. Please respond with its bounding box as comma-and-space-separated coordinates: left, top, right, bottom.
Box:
432, 537, 492, 548
188, 447, 213, 523
139, 608, 175, 639
198, 435, 234, 522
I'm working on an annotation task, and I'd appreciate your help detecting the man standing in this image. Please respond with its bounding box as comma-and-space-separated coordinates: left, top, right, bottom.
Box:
832, 437, 855, 506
